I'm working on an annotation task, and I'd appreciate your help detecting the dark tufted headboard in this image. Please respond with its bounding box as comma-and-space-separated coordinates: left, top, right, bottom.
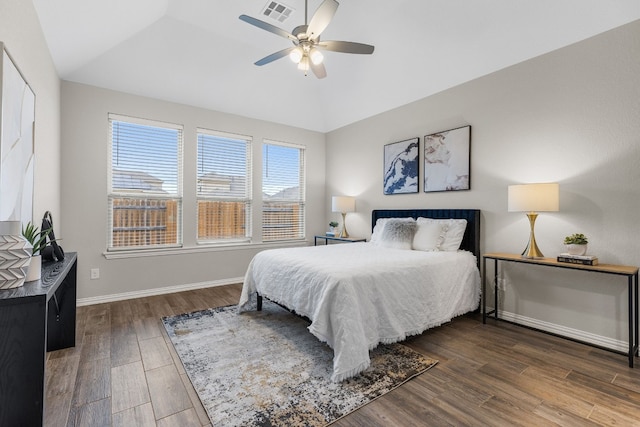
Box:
371, 209, 481, 264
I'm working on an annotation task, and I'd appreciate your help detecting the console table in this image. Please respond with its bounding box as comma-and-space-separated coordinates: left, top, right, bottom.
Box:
482, 252, 638, 368
0, 252, 77, 427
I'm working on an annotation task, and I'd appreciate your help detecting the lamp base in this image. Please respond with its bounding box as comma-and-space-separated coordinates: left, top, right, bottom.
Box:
521, 212, 544, 258
521, 240, 545, 259
339, 212, 349, 238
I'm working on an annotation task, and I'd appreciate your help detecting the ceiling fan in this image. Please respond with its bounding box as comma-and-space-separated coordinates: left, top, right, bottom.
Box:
239, 0, 374, 79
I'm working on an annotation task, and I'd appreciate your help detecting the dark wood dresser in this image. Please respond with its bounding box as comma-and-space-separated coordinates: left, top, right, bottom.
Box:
0, 252, 77, 427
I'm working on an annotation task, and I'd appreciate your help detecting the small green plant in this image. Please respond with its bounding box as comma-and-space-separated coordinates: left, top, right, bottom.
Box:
329, 221, 339, 228
21, 222, 52, 255
564, 233, 588, 245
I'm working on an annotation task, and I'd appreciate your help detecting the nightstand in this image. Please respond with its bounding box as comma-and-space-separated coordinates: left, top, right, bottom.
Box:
314, 235, 366, 245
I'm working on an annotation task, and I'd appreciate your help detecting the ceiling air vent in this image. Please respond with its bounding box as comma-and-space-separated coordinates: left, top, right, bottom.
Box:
262, 1, 295, 23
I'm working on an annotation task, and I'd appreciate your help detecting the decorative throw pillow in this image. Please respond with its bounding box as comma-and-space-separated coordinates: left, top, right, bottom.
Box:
369, 218, 390, 244
439, 219, 467, 251
413, 218, 446, 251
376, 218, 417, 250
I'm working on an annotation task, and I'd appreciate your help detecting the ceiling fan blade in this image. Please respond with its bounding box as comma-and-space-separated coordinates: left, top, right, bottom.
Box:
255, 47, 296, 66
239, 15, 297, 42
310, 61, 327, 79
317, 40, 375, 54
306, 0, 339, 40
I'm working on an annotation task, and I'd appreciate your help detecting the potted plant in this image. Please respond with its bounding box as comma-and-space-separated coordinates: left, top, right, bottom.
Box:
328, 221, 339, 236
563, 233, 588, 256
21, 222, 51, 282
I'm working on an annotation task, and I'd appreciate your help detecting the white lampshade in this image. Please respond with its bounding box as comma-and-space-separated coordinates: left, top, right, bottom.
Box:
297, 56, 310, 71
332, 196, 355, 213
289, 47, 303, 63
310, 48, 324, 65
508, 183, 559, 212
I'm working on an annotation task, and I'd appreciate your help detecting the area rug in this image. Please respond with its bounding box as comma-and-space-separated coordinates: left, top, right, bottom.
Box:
162, 300, 437, 427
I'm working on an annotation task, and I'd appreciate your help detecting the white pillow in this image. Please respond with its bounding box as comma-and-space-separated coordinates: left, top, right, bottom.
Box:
372, 218, 417, 250
440, 219, 467, 251
370, 218, 390, 244
413, 218, 446, 251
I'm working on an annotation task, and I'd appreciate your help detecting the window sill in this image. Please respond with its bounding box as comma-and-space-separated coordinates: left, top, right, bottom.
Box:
103, 239, 309, 260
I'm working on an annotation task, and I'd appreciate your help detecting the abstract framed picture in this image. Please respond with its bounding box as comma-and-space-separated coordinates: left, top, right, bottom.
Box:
383, 137, 419, 195
424, 125, 470, 193
0, 42, 35, 224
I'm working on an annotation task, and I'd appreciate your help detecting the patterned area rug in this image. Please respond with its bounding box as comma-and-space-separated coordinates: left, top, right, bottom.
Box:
162, 300, 437, 427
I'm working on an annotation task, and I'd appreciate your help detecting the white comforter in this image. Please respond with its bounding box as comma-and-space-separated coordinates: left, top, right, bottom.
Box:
238, 242, 480, 381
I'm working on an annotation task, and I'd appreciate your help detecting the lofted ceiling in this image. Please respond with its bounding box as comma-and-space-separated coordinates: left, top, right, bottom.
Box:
33, 0, 640, 132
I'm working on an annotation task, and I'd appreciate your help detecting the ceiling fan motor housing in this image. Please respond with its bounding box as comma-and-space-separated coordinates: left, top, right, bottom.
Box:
292, 25, 310, 42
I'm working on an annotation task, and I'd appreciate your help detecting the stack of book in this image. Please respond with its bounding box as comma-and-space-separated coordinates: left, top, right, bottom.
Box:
325, 231, 336, 237
557, 253, 598, 265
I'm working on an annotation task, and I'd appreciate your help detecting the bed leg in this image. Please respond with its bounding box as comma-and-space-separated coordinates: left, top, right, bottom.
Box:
257, 294, 262, 311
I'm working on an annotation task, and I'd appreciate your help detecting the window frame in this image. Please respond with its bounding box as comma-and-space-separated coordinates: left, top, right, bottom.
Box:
261, 139, 306, 242
195, 128, 253, 244
107, 113, 184, 251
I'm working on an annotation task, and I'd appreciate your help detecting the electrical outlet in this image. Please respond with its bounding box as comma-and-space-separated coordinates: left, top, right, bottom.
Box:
90, 268, 100, 280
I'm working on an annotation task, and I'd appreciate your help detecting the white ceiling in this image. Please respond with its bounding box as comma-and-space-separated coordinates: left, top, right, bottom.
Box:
33, 0, 640, 132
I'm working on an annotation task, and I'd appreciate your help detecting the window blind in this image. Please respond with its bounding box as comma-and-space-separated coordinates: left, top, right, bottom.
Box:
196, 129, 252, 242
108, 114, 183, 250
262, 141, 305, 241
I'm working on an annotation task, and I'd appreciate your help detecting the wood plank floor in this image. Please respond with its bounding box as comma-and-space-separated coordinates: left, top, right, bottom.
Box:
45, 283, 640, 426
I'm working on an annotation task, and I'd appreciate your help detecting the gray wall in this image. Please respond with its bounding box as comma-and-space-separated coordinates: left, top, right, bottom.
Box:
326, 20, 640, 349
61, 82, 326, 302
0, 0, 61, 224
6, 0, 639, 351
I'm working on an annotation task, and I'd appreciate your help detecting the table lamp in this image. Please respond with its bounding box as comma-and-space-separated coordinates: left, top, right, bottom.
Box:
508, 183, 559, 258
331, 196, 355, 238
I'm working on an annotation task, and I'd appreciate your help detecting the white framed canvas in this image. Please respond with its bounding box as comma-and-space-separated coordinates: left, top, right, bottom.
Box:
383, 137, 419, 195
0, 42, 35, 224
423, 125, 470, 193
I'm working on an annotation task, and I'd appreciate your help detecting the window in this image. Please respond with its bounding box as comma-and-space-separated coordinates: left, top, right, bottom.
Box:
262, 141, 305, 241
197, 129, 252, 242
108, 114, 183, 250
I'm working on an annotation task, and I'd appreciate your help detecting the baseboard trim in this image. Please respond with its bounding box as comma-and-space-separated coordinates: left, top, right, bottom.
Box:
77, 277, 244, 307
495, 309, 629, 353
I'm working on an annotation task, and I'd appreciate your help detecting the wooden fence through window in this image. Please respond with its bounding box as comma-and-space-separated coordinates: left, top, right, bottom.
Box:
197, 200, 247, 240
111, 199, 302, 247
111, 198, 177, 247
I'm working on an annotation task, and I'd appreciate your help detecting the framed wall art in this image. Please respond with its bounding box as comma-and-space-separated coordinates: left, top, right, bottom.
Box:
383, 137, 419, 195
0, 42, 35, 224
423, 125, 470, 193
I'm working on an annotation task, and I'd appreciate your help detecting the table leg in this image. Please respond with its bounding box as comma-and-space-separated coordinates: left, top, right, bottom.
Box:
628, 273, 638, 368
494, 259, 499, 320
635, 273, 639, 358
629, 275, 633, 367
482, 257, 487, 324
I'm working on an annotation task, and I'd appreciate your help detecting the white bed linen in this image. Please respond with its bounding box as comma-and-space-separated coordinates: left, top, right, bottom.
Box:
238, 242, 480, 381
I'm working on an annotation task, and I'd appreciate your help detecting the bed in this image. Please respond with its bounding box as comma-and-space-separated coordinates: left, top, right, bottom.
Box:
238, 209, 481, 381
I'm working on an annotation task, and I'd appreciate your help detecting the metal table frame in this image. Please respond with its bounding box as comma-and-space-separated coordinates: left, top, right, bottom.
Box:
482, 252, 638, 368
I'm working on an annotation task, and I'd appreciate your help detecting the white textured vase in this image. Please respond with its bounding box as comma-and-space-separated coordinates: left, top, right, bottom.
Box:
566, 244, 588, 256
25, 254, 42, 282
0, 221, 32, 289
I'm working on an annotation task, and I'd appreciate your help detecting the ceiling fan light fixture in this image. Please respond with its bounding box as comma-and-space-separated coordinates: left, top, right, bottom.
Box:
289, 46, 303, 63
297, 56, 310, 71
310, 48, 323, 65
